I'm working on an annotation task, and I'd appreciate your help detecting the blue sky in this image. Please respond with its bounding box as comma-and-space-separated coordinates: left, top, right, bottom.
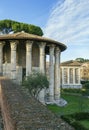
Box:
0, 0, 89, 62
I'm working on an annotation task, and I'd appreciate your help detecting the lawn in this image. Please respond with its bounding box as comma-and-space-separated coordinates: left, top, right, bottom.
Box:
47, 94, 89, 116
79, 120, 89, 129
47, 94, 89, 129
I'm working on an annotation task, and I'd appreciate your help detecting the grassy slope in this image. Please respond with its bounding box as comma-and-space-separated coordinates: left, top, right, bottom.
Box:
47, 94, 89, 129
47, 94, 89, 116
79, 120, 89, 129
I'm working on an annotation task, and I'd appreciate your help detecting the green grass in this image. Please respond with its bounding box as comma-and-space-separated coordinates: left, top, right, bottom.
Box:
47, 94, 89, 129
47, 94, 89, 116
79, 120, 89, 129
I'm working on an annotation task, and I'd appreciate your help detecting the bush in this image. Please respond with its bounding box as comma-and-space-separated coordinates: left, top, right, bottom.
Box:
83, 82, 89, 89
62, 88, 81, 94
61, 112, 89, 130
22, 72, 49, 98
82, 82, 89, 96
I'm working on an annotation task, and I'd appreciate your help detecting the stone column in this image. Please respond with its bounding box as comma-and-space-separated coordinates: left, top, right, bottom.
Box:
54, 47, 61, 101
0, 42, 5, 75
62, 67, 64, 85
68, 67, 70, 84
78, 68, 81, 84
26, 40, 33, 76
39, 42, 46, 104
73, 68, 75, 84
49, 45, 55, 102
10, 41, 17, 81
39, 42, 46, 73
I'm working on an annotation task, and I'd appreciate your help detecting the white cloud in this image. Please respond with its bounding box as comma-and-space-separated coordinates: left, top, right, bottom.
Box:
44, 0, 89, 61
44, 0, 89, 45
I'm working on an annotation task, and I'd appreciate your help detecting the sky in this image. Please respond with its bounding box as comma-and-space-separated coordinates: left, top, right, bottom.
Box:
0, 0, 89, 62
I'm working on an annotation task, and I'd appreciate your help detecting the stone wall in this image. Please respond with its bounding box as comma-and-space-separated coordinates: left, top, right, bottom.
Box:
0, 77, 74, 130
3, 65, 22, 84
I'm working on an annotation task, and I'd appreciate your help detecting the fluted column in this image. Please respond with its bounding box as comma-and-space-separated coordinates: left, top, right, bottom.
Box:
49, 45, 55, 102
78, 68, 81, 84
10, 41, 17, 81
0, 42, 5, 75
54, 47, 61, 101
73, 68, 75, 84
39, 42, 46, 104
39, 42, 46, 73
26, 40, 33, 76
68, 67, 70, 84
62, 67, 64, 85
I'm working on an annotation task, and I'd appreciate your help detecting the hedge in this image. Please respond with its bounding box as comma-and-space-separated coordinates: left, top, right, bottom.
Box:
61, 112, 89, 130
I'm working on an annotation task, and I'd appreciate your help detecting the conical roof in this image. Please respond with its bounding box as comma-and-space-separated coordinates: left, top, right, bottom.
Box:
0, 32, 67, 51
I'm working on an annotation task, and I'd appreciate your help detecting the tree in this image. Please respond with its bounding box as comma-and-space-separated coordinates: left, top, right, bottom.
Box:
76, 58, 85, 62
81, 81, 89, 96
76, 58, 89, 62
22, 72, 49, 99
0, 19, 43, 36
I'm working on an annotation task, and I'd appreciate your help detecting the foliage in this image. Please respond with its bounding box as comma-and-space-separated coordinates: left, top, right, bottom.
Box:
48, 94, 89, 129
82, 81, 89, 96
22, 72, 49, 98
61, 112, 89, 130
62, 88, 81, 94
81, 80, 89, 85
82, 82, 89, 89
47, 94, 89, 115
0, 19, 43, 36
75, 58, 89, 62
79, 120, 89, 129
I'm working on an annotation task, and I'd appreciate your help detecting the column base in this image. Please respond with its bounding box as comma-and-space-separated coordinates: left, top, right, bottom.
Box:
49, 95, 54, 102
45, 95, 55, 105
54, 94, 60, 101
46, 97, 67, 107
39, 89, 45, 105
55, 98, 67, 107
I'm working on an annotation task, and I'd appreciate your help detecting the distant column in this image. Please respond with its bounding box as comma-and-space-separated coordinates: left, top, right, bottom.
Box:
26, 40, 33, 76
62, 67, 64, 85
49, 44, 55, 102
54, 47, 61, 101
39, 42, 46, 104
78, 68, 81, 84
68, 68, 70, 84
10, 41, 17, 82
0, 42, 5, 75
73, 68, 75, 84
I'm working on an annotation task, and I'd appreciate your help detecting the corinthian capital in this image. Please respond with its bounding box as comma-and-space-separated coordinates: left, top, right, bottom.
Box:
10, 40, 18, 51
39, 42, 46, 49
26, 40, 33, 52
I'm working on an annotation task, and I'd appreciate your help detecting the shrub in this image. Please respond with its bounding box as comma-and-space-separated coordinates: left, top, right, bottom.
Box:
22, 72, 49, 98
82, 82, 89, 96
62, 88, 81, 94
61, 112, 89, 130
83, 82, 89, 89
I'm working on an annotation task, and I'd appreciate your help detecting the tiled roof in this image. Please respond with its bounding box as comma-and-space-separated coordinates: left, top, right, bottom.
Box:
0, 32, 67, 51
61, 60, 82, 66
